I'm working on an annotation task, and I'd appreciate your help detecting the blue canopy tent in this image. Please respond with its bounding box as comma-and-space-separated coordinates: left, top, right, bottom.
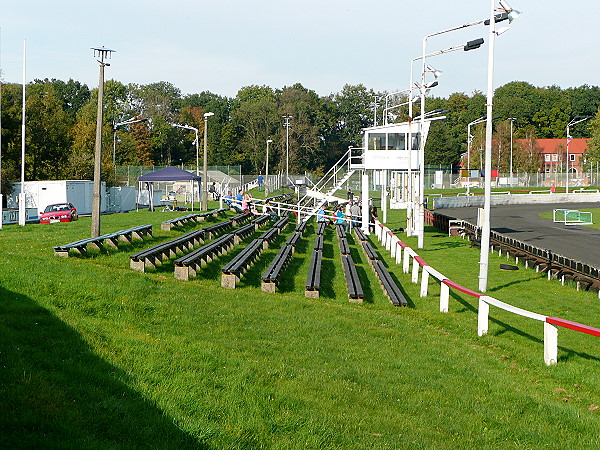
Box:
137, 166, 201, 211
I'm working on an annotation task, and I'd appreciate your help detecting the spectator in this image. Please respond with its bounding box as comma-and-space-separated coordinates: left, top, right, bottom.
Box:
263, 200, 278, 221
350, 201, 361, 227
257, 173, 264, 191
335, 206, 348, 233
242, 192, 252, 212
317, 205, 328, 223
224, 191, 233, 207
347, 189, 354, 201
208, 182, 218, 200
234, 190, 244, 212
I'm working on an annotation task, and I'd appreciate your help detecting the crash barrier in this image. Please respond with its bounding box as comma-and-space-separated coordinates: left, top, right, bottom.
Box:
130, 221, 232, 272
374, 219, 600, 365
161, 208, 226, 231
53, 224, 153, 257
426, 209, 600, 294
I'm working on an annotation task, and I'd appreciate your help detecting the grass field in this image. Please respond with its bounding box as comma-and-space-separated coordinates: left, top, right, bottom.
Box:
1, 203, 600, 448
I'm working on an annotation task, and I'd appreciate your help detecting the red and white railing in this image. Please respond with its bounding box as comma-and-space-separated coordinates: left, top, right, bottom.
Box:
373, 219, 600, 365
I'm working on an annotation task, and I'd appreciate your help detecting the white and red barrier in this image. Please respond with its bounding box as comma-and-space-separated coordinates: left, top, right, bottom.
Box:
373, 219, 600, 366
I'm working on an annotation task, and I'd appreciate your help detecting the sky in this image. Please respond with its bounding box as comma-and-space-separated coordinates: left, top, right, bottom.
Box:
1, 1, 597, 100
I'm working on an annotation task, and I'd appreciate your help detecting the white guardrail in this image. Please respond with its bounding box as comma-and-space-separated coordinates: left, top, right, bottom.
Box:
373, 219, 600, 366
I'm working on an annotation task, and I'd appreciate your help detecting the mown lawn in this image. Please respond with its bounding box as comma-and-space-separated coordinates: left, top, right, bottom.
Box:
1, 205, 600, 448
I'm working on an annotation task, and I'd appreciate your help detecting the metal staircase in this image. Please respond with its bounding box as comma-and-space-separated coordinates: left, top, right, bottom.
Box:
299, 147, 364, 221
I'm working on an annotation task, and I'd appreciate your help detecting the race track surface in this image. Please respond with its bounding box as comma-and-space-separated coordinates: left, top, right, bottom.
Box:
436, 202, 600, 268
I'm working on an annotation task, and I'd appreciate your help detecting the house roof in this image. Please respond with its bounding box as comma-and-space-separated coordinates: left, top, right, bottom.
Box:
517, 138, 589, 155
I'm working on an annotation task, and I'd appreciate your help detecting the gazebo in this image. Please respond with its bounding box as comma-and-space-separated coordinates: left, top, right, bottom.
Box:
137, 166, 201, 211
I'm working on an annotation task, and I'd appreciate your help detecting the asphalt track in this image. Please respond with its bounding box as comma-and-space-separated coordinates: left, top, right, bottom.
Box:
436, 202, 600, 268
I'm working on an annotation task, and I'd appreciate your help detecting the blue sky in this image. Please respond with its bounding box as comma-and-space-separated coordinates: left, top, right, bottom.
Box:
1, 1, 596, 99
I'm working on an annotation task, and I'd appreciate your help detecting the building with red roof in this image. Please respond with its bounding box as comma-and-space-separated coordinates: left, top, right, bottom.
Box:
518, 138, 589, 175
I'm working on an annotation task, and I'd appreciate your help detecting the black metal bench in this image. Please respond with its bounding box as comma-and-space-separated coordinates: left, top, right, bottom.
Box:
338, 237, 350, 255
285, 231, 301, 250
272, 216, 289, 232
251, 214, 270, 229
335, 224, 346, 239
174, 234, 235, 281
261, 245, 294, 293
341, 255, 363, 302
53, 224, 153, 257
258, 228, 279, 249
221, 239, 265, 289
305, 248, 323, 298
202, 220, 233, 239
316, 221, 327, 235
361, 241, 378, 261
231, 212, 253, 226
313, 234, 323, 252
161, 212, 216, 231
372, 260, 407, 306
353, 227, 367, 242
295, 221, 307, 234
232, 223, 256, 244
130, 229, 205, 272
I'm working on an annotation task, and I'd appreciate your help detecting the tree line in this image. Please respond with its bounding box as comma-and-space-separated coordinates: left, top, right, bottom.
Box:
1, 77, 600, 192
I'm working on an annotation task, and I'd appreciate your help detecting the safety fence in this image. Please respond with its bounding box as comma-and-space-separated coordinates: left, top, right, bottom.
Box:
373, 219, 600, 365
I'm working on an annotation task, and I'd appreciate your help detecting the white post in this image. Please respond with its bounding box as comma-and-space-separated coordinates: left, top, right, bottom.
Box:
361, 171, 370, 234
395, 244, 403, 265
403, 249, 410, 273
382, 169, 388, 223
478, 297, 490, 336
390, 236, 398, 258
420, 267, 430, 297
411, 258, 420, 284
544, 322, 558, 365
440, 283, 449, 313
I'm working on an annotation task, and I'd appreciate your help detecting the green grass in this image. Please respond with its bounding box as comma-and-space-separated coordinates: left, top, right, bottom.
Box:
1, 206, 600, 448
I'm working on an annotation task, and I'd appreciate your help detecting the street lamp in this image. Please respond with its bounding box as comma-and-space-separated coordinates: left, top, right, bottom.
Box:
566, 116, 590, 193
265, 139, 273, 196
508, 117, 516, 185
416, 37, 485, 248
479, 0, 521, 293
203, 112, 214, 210
283, 115, 292, 189
113, 117, 147, 172
171, 123, 199, 176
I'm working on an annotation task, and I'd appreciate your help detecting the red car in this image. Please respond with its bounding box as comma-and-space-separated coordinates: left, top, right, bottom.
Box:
39, 203, 78, 223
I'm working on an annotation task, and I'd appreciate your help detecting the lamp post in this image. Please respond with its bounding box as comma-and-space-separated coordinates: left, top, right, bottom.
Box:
283, 115, 292, 189
565, 116, 590, 193
265, 139, 273, 196
203, 112, 214, 210
171, 123, 200, 175
508, 117, 516, 185
113, 117, 147, 173
479, 0, 521, 293
415, 39, 484, 248
90, 46, 115, 237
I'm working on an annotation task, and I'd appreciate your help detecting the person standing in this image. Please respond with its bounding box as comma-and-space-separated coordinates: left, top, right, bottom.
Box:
257, 173, 264, 191
350, 201, 361, 227
347, 189, 354, 201
334, 206, 345, 231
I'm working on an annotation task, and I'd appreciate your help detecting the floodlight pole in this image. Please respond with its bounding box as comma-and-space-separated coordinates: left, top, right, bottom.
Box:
19, 40, 26, 226
113, 117, 147, 175
565, 116, 590, 193
266, 139, 273, 196
508, 117, 516, 185
478, 1, 497, 293
91, 46, 114, 237
203, 112, 214, 210
283, 115, 292, 188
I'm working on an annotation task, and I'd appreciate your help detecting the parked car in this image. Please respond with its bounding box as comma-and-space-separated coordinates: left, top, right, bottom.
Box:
39, 203, 78, 223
